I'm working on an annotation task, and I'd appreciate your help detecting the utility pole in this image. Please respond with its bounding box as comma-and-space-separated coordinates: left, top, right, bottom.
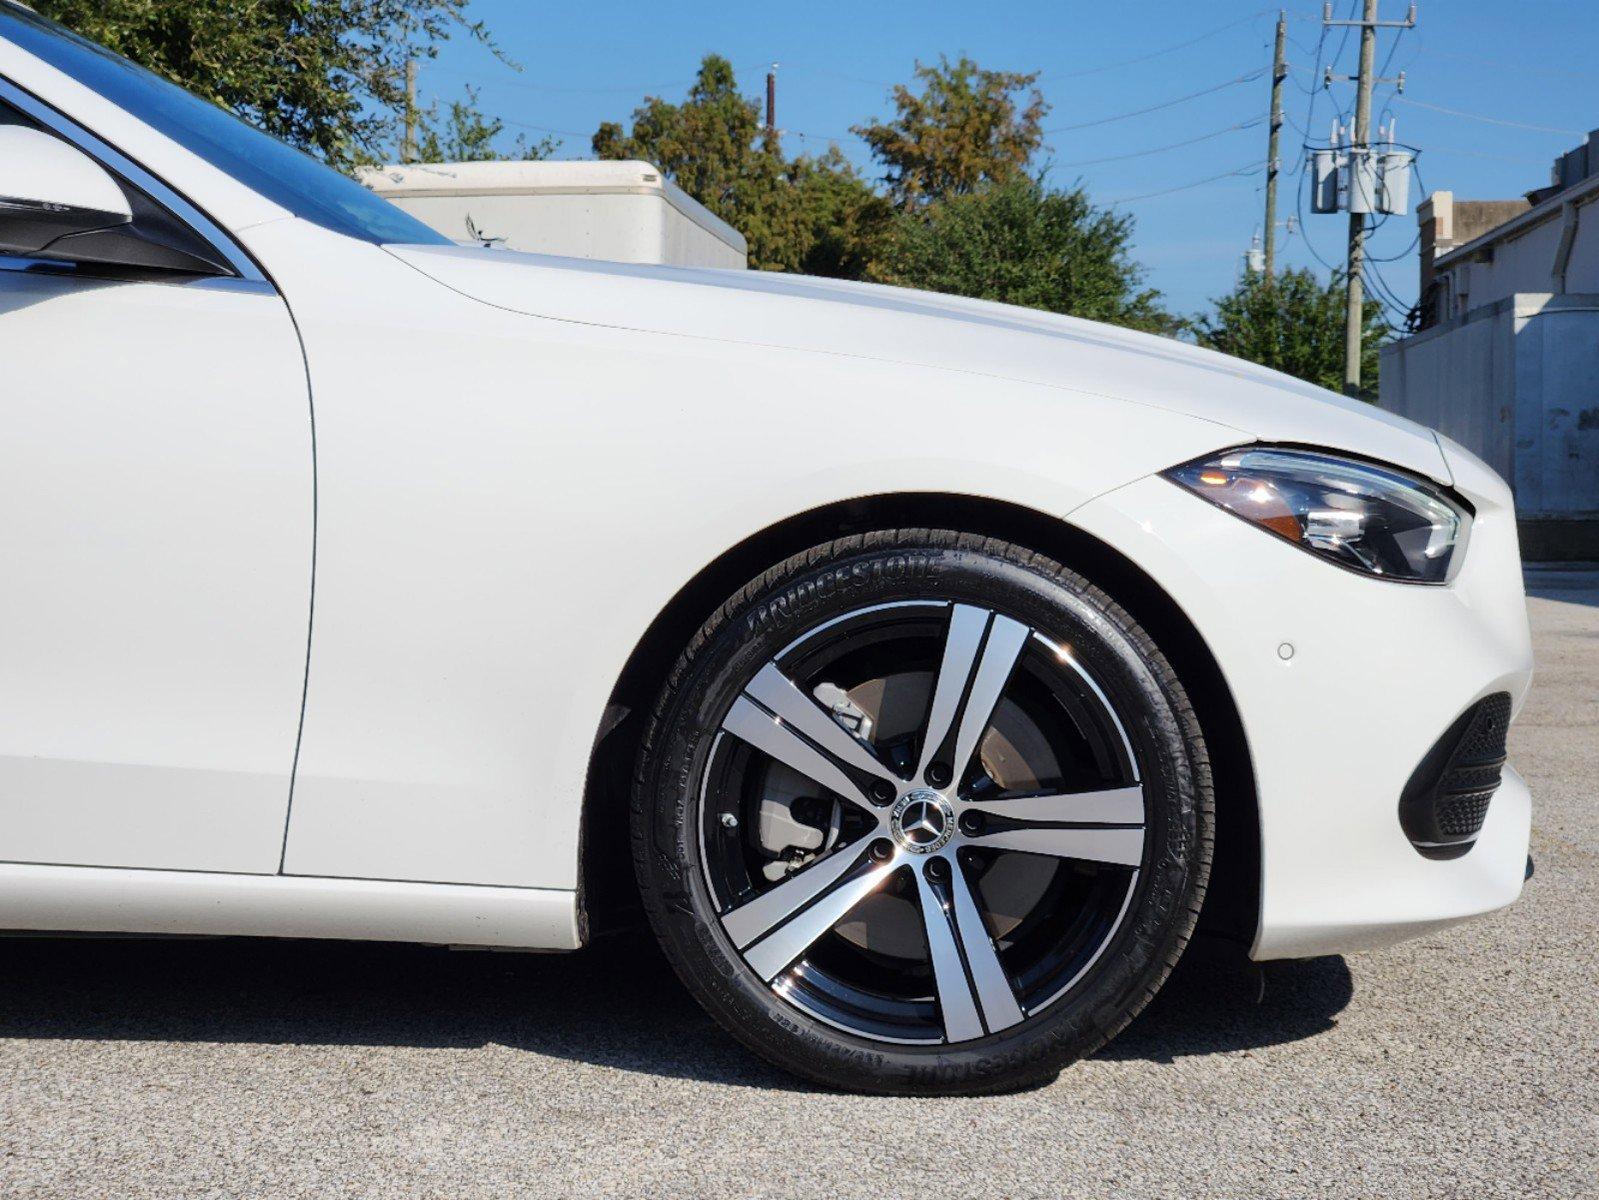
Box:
765, 64, 778, 140
1344, 0, 1377, 396
403, 56, 418, 163
1320, 1, 1414, 395
1263, 11, 1287, 281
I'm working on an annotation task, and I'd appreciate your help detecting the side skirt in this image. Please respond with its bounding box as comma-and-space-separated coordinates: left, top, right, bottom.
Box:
0, 863, 581, 950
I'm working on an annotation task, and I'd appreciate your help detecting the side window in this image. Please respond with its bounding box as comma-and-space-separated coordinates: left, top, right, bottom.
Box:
0, 94, 234, 277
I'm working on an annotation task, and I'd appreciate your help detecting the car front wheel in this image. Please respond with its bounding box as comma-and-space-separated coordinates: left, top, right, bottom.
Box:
632, 530, 1213, 1094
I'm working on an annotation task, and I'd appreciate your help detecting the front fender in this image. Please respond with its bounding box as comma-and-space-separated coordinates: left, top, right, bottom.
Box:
1070, 469, 1532, 959
249, 218, 1244, 893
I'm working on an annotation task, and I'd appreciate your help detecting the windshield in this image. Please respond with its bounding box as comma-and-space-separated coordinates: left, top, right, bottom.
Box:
0, 4, 451, 246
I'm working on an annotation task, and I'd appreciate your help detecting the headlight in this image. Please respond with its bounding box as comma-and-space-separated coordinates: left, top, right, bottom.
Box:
1163, 446, 1471, 583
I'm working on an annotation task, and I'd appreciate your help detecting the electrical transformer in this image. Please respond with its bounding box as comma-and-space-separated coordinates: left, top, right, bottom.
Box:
1378, 150, 1413, 216
1311, 149, 1341, 214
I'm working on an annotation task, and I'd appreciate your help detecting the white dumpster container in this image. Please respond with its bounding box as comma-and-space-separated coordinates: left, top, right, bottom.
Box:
359, 159, 748, 269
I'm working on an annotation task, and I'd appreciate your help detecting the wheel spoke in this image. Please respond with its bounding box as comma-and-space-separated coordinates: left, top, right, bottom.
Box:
915, 604, 987, 781
972, 824, 1144, 867
731, 852, 900, 981
915, 860, 1024, 1040
914, 868, 984, 1042
946, 861, 1025, 1033
723, 841, 863, 949
722, 694, 877, 811
949, 616, 1030, 790
970, 785, 1145, 825
744, 663, 901, 787
916, 605, 1030, 787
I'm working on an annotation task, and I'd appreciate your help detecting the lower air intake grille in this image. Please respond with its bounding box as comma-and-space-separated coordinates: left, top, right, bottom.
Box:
1399, 692, 1512, 860
1436, 791, 1494, 838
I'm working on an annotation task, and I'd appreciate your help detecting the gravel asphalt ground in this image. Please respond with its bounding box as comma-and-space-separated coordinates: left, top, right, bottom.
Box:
1, 570, 1595, 1199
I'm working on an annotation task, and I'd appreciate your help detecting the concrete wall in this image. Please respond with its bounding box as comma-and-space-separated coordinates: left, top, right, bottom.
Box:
1380, 293, 1599, 533
1512, 298, 1599, 517
1379, 295, 1517, 481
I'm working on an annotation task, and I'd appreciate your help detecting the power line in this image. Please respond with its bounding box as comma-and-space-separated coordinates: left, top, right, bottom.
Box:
1365, 256, 1415, 322
778, 64, 895, 88
1106, 161, 1263, 204
1290, 17, 1331, 177
1376, 92, 1399, 135
429, 64, 709, 96
1280, 24, 1325, 61
1044, 69, 1265, 133
1282, 108, 1313, 139
1374, 13, 1407, 83
1051, 9, 1275, 79
1366, 268, 1409, 317
1054, 115, 1265, 167
783, 128, 858, 144
782, 17, 1273, 94
1328, 0, 1360, 83
1284, 0, 1357, 179
1372, 30, 1422, 131
1366, 229, 1421, 263
1319, 1, 1360, 136
1370, 19, 1418, 138
1422, 143, 1550, 166
1394, 96, 1583, 136
500, 117, 592, 138
1418, 46, 1590, 82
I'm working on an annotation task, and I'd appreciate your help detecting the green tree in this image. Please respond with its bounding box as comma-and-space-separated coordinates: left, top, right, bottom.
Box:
853, 56, 1048, 207
784, 147, 893, 278
1191, 268, 1386, 396
869, 176, 1171, 332
417, 86, 555, 163
33, 0, 507, 171
591, 53, 1171, 337
593, 55, 774, 232
593, 55, 886, 274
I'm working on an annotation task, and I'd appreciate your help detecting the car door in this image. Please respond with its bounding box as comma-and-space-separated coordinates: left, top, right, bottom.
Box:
0, 94, 313, 874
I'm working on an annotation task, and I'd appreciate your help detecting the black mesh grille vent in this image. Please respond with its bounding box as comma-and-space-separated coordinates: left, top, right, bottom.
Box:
1436, 792, 1494, 838
1398, 693, 1512, 860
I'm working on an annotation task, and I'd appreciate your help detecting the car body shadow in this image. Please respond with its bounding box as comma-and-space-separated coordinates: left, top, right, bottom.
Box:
1097, 936, 1352, 1064
1524, 566, 1599, 609
0, 929, 1350, 1091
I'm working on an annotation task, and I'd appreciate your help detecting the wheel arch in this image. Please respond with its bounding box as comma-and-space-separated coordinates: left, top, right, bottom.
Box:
577, 492, 1260, 949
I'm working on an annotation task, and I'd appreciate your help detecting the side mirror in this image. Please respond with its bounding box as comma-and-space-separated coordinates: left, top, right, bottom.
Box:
0, 125, 132, 258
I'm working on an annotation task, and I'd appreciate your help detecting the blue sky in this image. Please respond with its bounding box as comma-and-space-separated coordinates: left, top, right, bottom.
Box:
419, 1, 1599, 318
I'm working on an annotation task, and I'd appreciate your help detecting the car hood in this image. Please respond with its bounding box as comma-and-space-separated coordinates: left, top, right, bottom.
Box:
387, 244, 1451, 483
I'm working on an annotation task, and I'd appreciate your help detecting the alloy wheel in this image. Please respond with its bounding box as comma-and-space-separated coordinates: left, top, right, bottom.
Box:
698, 600, 1146, 1045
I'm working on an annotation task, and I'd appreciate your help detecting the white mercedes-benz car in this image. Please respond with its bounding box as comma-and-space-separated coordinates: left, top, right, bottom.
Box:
0, 5, 1533, 1095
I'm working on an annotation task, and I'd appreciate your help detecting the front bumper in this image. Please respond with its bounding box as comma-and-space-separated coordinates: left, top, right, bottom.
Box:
1071, 439, 1534, 960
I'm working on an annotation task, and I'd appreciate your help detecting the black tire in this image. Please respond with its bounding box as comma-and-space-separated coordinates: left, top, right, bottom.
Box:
632, 530, 1213, 1095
